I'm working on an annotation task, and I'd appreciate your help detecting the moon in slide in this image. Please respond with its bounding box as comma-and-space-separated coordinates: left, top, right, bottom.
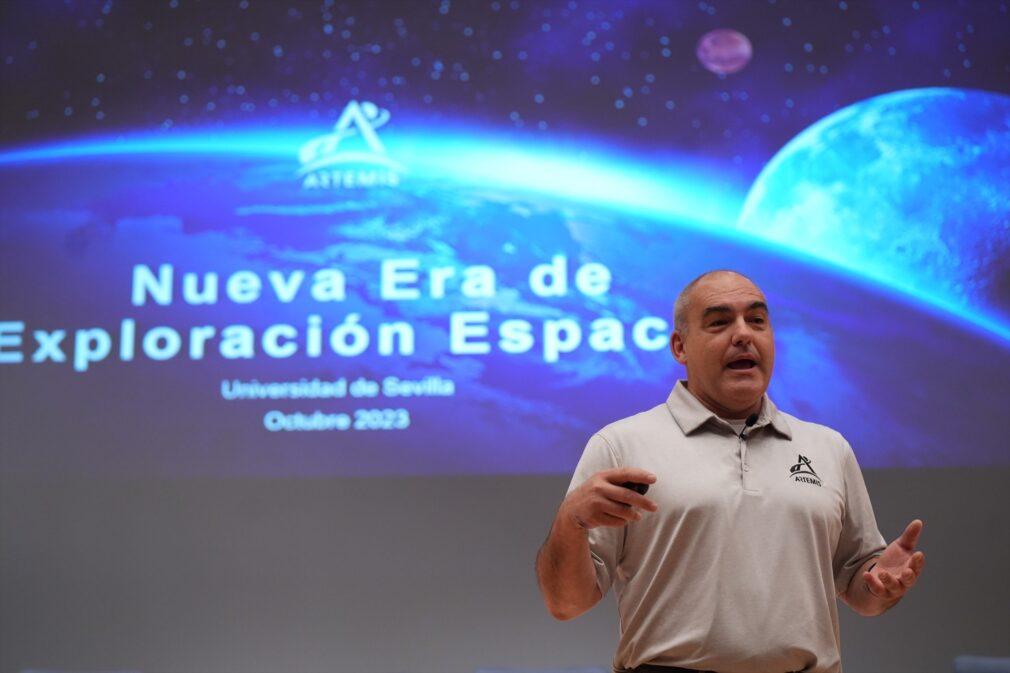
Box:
696, 29, 753, 75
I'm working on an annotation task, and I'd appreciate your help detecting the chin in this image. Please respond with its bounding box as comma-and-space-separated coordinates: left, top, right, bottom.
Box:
723, 383, 766, 408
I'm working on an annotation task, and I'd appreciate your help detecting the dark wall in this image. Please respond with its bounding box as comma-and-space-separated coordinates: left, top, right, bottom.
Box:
1, 468, 1007, 673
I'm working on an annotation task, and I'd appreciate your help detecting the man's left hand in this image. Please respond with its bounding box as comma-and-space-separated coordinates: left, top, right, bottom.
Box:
863, 519, 926, 603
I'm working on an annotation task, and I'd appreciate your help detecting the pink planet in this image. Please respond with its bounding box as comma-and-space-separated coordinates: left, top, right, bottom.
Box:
696, 28, 753, 75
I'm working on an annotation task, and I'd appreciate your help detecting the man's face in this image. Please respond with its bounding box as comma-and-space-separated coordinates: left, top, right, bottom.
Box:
670, 272, 775, 418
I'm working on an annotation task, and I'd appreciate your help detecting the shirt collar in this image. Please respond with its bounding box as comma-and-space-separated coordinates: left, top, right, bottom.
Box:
665, 380, 793, 440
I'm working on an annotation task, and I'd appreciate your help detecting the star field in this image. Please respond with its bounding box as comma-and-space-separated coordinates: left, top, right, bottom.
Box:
1, 0, 1008, 181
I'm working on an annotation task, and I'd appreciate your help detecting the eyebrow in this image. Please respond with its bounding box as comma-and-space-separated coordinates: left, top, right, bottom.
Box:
701, 301, 769, 319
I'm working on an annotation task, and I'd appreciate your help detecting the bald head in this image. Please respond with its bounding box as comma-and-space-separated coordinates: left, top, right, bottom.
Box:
674, 270, 759, 335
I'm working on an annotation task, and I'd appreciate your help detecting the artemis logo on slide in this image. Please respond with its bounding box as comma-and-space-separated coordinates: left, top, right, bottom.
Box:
297, 100, 406, 190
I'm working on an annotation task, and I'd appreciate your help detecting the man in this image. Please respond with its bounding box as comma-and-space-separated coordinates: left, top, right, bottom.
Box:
535, 270, 925, 673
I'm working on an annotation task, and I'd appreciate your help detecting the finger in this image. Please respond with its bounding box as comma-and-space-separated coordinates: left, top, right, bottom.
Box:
864, 572, 888, 597
599, 500, 642, 523
584, 509, 634, 528
625, 494, 658, 512
603, 467, 658, 486
879, 570, 899, 592
897, 519, 923, 550
594, 511, 633, 528
585, 511, 630, 525
909, 551, 925, 574
899, 568, 917, 588
568, 491, 637, 528
603, 483, 658, 512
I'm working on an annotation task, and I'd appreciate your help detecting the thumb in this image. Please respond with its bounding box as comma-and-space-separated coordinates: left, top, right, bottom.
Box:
603, 467, 657, 485
897, 519, 923, 550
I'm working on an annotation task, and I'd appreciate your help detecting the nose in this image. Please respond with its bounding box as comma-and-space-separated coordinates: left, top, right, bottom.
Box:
730, 317, 754, 346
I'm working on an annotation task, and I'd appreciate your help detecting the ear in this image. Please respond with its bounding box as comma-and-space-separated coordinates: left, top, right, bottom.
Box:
670, 330, 688, 365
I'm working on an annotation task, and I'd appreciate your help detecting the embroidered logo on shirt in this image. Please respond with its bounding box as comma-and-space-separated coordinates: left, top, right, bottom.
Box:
789, 454, 822, 487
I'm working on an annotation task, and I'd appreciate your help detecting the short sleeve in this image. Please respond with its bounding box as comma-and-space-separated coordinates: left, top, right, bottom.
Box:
566, 432, 624, 598
832, 443, 887, 595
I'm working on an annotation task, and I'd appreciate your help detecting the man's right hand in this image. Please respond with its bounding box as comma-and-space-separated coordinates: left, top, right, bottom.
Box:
537, 467, 658, 620
561, 467, 658, 530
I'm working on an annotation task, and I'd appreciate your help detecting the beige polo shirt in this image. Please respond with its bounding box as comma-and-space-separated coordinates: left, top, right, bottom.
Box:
568, 381, 885, 673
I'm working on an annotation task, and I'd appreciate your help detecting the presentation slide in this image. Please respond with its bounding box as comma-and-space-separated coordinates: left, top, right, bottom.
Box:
2, 0, 1008, 478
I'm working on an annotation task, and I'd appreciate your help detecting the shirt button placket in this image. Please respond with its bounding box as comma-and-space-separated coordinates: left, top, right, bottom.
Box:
739, 434, 757, 492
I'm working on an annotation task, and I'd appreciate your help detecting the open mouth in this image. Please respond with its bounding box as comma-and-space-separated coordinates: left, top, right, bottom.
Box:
727, 359, 757, 370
